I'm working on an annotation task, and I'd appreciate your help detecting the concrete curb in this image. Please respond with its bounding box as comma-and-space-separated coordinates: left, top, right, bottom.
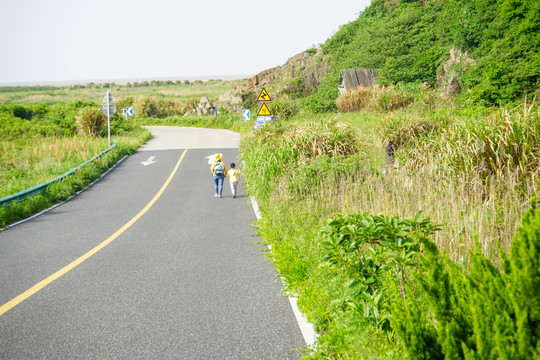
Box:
250, 196, 318, 347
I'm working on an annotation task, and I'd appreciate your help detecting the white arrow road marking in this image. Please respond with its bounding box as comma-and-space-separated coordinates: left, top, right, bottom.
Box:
204, 154, 217, 164
141, 156, 157, 166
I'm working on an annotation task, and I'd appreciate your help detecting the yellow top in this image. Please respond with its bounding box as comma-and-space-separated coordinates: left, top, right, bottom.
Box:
228, 168, 241, 183
211, 161, 228, 176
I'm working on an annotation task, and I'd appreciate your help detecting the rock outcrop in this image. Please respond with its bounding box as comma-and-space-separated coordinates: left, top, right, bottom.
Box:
437, 48, 475, 98
217, 48, 329, 112
184, 96, 216, 116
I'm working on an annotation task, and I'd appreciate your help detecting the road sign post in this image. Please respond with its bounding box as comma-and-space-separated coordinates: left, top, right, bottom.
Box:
256, 88, 273, 117
102, 90, 115, 147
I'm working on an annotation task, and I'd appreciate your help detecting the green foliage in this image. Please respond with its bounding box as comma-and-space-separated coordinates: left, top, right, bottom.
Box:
133, 95, 164, 118
241, 120, 360, 201
241, 99, 538, 358
503, 200, 540, 358
301, 0, 540, 111
283, 153, 369, 199
391, 201, 540, 359
0, 102, 94, 139
321, 211, 440, 331
75, 106, 106, 137
270, 98, 300, 120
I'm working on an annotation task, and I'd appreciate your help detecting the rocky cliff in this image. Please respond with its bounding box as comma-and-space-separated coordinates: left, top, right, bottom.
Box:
216, 48, 329, 112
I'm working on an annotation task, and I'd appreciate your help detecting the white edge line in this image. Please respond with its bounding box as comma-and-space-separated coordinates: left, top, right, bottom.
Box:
250, 196, 318, 347
3, 155, 130, 230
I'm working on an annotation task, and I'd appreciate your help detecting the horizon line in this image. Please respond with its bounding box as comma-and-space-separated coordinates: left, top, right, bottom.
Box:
0, 74, 255, 87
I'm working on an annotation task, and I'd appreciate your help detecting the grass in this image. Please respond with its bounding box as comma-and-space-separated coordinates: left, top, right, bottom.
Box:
0, 129, 151, 227
0, 80, 242, 105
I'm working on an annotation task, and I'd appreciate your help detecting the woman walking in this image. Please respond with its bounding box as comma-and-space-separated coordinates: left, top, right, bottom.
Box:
211, 153, 228, 198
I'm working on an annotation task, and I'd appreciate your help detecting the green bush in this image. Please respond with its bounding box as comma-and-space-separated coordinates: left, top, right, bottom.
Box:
0, 102, 96, 139
133, 95, 163, 118
242, 120, 360, 201
391, 201, 540, 359
271, 98, 300, 120
75, 106, 106, 137
321, 211, 441, 332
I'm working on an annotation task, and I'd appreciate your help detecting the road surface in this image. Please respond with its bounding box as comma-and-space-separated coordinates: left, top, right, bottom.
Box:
0, 126, 305, 359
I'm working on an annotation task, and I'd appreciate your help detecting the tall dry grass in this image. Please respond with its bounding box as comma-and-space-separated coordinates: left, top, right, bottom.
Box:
248, 99, 539, 263
271, 164, 532, 263
75, 107, 106, 137
336, 85, 416, 113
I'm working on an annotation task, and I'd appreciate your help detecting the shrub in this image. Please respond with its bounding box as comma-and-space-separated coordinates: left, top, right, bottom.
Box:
75, 106, 106, 137
270, 98, 300, 120
392, 201, 540, 359
133, 96, 163, 118
321, 211, 441, 331
376, 87, 414, 111
115, 95, 135, 111
242, 120, 360, 201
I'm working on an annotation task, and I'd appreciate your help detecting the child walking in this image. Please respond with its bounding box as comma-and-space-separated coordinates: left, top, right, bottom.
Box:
227, 162, 241, 198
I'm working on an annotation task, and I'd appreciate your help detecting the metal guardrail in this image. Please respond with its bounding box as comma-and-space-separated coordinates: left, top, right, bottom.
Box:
0, 145, 115, 208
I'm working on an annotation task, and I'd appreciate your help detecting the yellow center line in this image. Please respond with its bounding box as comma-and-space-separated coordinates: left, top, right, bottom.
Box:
0, 141, 194, 316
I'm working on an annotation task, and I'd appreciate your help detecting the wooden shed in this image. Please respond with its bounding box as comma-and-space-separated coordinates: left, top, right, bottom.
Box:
338, 69, 380, 95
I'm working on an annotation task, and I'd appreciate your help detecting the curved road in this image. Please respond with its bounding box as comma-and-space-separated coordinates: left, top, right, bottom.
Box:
0, 126, 305, 359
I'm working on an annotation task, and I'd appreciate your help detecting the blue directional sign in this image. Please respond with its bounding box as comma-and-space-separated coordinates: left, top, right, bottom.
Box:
216, 107, 220, 116
243, 109, 250, 121
126, 107, 133, 116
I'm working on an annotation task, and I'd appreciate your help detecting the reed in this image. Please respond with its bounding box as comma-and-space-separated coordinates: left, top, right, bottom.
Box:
336, 85, 417, 113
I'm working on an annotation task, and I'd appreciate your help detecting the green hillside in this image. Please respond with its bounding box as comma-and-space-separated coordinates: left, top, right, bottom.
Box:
302, 0, 539, 112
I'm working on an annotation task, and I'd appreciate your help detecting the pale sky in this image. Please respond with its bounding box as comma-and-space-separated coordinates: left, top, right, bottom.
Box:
0, 0, 371, 85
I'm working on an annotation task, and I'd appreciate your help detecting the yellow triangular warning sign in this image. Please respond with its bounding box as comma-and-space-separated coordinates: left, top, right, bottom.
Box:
257, 88, 271, 102
257, 103, 272, 116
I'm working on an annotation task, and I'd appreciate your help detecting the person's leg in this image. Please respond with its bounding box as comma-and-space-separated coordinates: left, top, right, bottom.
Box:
230, 181, 236, 197
213, 176, 219, 196
218, 175, 224, 197
232, 182, 238, 198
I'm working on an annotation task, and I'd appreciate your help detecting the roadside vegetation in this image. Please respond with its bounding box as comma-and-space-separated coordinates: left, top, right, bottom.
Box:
241, 87, 539, 358
0, 100, 150, 226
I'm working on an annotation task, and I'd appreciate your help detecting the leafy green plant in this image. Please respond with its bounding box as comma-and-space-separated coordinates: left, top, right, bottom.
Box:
391, 201, 540, 359
320, 211, 441, 331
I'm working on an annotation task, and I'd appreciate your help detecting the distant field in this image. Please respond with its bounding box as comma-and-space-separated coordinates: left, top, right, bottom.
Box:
0, 79, 244, 105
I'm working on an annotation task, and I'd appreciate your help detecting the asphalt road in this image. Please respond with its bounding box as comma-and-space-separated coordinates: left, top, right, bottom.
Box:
0, 126, 305, 359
